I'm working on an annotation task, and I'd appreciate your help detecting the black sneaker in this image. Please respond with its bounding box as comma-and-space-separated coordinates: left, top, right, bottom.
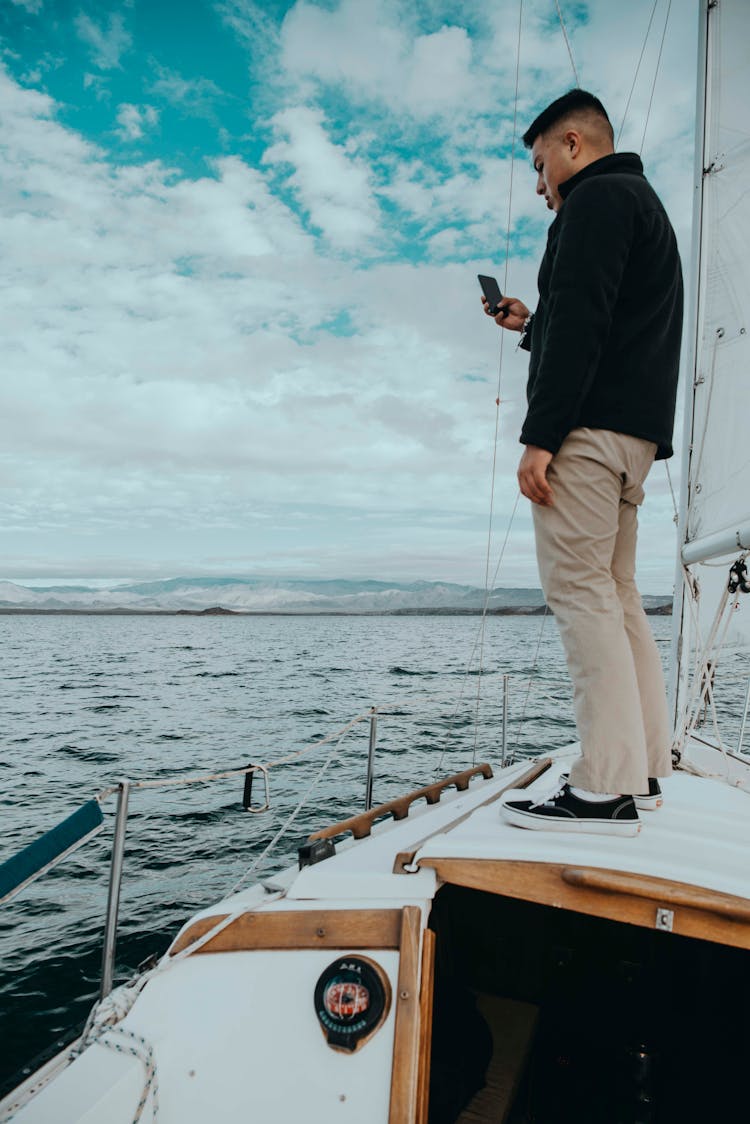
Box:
634, 777, 663, 811
559, 772, 663, 813
501, 783, 641, 837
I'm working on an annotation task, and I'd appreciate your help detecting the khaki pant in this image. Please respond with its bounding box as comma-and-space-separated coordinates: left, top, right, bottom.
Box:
531, 428, 672, 794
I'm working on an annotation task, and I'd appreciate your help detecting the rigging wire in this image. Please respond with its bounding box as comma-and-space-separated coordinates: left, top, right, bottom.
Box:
510, 603, 550, 762
471, 491, 522, 763
664, 459, 679, 523
472, 0, 581, 758
472, 0, 525, 751
553, 0, 581, 87
640, 0, 674, 155
482, 0, 524, 592
616, 0, 660, 148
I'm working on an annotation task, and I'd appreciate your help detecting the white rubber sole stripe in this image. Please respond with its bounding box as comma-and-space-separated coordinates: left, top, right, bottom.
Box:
500, 804, 641, 837
634, 795, 663, 811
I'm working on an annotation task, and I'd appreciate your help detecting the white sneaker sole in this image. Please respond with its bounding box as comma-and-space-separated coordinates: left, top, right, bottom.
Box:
501, 803, 641, 837
634, 794, 663, 811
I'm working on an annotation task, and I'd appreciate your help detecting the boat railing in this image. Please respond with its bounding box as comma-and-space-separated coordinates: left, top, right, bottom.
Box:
0, 686, 519, 1001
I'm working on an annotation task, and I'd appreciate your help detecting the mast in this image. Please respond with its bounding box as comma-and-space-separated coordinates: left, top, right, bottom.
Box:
668, 0, 711, 730
669, 0, 750, 741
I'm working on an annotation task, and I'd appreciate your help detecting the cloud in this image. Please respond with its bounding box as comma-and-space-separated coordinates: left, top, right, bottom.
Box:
115, 102, 159, 141
148, 62, 225, 118
0, 59, 521, 578
0, 0, 700, 588
83, 72, 111, 100
9, 0, 43, 12
279, 0, 476, 120
74, 11, 132, 70
263, 106, 379, 248
215, 0, 280, 52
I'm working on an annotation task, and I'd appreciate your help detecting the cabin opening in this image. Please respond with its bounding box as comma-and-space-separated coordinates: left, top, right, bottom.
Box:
426, 883, 749, 1124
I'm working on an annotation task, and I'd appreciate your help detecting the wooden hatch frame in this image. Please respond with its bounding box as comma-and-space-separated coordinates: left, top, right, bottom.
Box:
169, 905, 435, 1124
417, 857, 750, 951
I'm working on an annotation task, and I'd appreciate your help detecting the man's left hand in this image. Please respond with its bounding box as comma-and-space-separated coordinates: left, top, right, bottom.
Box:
518, 446, 554, 506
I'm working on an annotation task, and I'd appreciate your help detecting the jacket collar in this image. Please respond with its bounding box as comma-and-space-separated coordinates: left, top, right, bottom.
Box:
558, 152, 644, 201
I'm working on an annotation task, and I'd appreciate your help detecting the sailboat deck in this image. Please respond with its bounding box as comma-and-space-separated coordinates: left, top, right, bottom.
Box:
283, 751, 750, 905
414, 763, 750, 903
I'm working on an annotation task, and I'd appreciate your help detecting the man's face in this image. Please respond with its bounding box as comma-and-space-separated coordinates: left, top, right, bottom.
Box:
530, 132, 575, 213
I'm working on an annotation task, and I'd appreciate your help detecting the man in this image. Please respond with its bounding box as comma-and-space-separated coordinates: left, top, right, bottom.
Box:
482, 89, 683, 836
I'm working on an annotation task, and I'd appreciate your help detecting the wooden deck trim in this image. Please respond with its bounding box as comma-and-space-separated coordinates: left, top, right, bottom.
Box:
309, 765, 493, 843
388, 906, 422, 1124
415, 928, 436, 1124
561, 867, 750, 922
393, 758, 553, 873
169, 908, 403, 956
419, 858, 750, 951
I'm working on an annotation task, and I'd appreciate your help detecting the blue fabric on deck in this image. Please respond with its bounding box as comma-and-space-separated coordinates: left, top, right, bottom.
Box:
0, 800, 104, 903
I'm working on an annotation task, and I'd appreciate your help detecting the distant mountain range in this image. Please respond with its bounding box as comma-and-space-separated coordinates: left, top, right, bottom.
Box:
0, 577, 673, 615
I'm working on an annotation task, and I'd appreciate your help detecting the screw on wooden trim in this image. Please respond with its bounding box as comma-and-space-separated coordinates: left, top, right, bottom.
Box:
316, 927, 325, 937
400, 989, 409, 1000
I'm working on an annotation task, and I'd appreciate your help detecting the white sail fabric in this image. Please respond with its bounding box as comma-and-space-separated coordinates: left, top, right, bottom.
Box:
685, 0, 750, 554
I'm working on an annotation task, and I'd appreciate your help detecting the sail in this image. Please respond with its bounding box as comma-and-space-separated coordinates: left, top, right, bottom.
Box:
683, 0, 750, 559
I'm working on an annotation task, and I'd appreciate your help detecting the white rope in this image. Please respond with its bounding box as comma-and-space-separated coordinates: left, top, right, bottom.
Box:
99, 1026, 158, 1124
73, 975, 160, 1124
228, 734, 344, 895
553, 0, 580, 85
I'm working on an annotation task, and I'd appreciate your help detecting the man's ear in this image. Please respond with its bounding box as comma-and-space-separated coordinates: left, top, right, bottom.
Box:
564, 129, 582, 157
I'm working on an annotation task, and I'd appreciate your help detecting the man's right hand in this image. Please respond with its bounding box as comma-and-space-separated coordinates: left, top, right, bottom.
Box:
481, 294, 530, 332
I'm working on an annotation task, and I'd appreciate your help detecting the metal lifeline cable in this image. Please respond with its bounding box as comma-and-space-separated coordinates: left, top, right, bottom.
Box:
640, 0, 673, 155
553, 0, 581, 86
616, 0, 661, 147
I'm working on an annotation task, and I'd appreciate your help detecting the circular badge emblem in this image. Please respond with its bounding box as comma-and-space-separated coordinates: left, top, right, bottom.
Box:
314, 956, 391, 1052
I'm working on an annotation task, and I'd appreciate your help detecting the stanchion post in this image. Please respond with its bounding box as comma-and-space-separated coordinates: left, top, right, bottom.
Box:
365, 708, 377, 811
100, 779, 130, 1001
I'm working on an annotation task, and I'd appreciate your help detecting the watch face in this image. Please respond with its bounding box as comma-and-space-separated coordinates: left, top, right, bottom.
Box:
314, 956, 391, 1052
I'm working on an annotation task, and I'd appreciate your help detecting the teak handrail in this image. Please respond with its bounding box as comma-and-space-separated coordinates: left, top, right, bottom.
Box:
418, 857, 750, 951
561, 867, 750, 923
308, 764, 493, 842
393, 757, 553, 873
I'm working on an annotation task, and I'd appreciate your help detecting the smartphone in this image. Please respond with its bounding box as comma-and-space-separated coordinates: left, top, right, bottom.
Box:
478, 274, 504, 316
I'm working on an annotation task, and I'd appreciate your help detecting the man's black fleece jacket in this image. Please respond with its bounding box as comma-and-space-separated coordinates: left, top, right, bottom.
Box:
520, 152, 683, 460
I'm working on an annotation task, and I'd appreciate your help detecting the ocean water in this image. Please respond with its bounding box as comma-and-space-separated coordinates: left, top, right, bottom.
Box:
0, 609, 718, 1095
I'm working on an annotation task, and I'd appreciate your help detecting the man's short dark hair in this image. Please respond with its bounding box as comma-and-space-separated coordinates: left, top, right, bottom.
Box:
522, 89, 613, 149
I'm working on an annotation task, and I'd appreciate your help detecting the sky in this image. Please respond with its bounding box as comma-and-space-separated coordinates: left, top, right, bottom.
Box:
0, 0, 699, 592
